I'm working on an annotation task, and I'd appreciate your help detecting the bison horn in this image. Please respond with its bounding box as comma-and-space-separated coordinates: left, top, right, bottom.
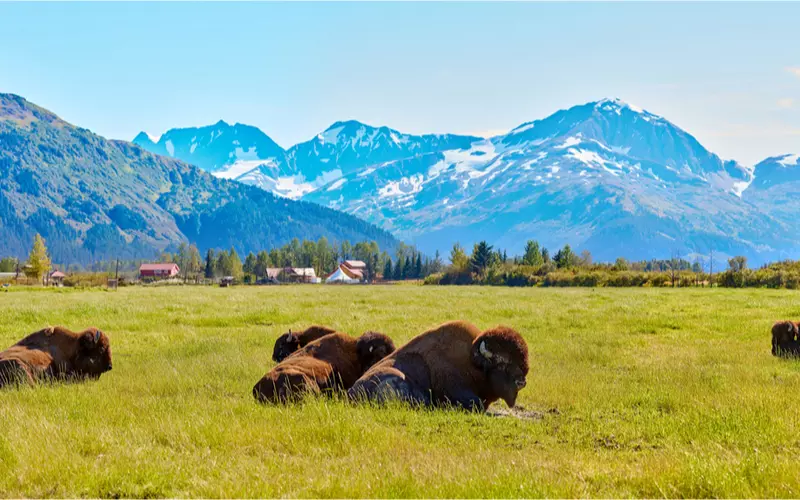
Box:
479, 340, 493, 359
286, 329, 294, 341
369, 345, 374, 353
94, 330, 101, 343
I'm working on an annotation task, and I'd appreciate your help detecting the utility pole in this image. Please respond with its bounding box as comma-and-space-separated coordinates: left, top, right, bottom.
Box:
709, 249, 714, 288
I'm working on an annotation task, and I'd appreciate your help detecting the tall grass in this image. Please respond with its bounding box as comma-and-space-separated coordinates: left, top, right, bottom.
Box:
1, 286, 800, 497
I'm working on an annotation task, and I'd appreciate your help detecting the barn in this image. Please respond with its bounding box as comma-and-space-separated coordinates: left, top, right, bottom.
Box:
139, 263, 180, 279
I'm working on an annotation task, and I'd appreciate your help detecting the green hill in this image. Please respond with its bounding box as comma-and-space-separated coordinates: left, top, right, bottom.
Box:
0, 94, 397, 264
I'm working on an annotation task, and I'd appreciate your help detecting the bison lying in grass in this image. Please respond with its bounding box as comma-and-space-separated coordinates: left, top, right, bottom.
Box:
772, 321, 800, 357
254, 330, 395, 403
272, 325, 337, 362
348, 320, 528, 412
0, 326, 112, 388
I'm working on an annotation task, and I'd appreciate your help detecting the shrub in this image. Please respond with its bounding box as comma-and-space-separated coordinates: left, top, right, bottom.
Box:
423, 273, 443, 285
438, 270, 474, 286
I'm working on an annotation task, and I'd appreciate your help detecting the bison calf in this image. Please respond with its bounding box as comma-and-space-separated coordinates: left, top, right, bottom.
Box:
272, 325, 337, 362
254, 331, 395, 403
0, 326, 113, 388
348, 320, 529, 412
772, 321, 800, 357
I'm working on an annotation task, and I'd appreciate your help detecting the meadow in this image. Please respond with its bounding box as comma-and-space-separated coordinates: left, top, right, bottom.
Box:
2, 285, 800, 498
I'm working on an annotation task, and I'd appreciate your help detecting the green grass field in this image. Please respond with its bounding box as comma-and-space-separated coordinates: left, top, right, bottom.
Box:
2, 285, 800, 498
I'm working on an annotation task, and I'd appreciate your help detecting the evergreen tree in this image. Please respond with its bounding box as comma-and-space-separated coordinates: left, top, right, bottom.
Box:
431, 250, 443, 274
204, 249, 216, 279
26, 234, 51, 283
554, 244, 577, 269
383, 258, 393, 281
255, 251, 270, 280
403, 256, 412, 279
216, 250, 230, 277
244, 252, 257, 276
522, 240, 543, 266
542, 248, 551, 264
393, 257, 403, 280
414, 253, 422, 278
470, 241, 494, 274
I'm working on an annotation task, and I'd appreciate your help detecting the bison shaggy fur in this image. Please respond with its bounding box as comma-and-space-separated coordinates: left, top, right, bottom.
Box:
272, 325, 337, 362
254, 330, 395, 403
348, 320, 529, 411
771, 321, 800, 357
0, 326, 113, 388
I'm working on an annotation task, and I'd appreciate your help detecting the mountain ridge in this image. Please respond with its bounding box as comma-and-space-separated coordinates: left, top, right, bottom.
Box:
0, 93, 398, 264
134, 98, 797, 264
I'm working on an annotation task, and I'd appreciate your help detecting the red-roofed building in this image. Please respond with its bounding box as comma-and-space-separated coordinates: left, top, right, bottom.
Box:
343, 260, 366, 272
139, 263, 180, 279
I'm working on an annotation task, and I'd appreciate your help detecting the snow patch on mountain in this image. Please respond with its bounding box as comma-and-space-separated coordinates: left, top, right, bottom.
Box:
379, 174, 424, 198
778, 154, 799, 167
214, 159, 276, 180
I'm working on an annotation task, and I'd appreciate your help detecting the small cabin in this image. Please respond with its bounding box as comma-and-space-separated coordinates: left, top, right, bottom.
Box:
50, 270, 66, 286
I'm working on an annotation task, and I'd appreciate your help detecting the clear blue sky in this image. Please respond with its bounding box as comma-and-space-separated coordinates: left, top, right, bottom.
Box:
1, 2, 798, 165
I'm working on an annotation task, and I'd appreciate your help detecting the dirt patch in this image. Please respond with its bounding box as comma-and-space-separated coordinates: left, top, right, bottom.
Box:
487, 405, 546, 420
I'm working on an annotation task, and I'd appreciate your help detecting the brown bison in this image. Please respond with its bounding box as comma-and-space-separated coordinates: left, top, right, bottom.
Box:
0, 326, 113, 388
772, 321, 800, 357
272, 325, 337, 362
254, 330, 395, 403
348, 320, 529, 411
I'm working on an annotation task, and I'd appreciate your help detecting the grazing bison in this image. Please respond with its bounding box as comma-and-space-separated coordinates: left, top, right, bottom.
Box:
272, 325, 337, 362
771, 321, 800, 357
348, 320, 529, 411
0, 326, 112, 388
254, 330, 395, 403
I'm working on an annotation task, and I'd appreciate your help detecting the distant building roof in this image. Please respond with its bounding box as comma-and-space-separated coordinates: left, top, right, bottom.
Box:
343, 260, 367, 270
291, 268, 316, 277
265, 268, 284, 279
50, 271, 66, 278
339, 264, 363, 280
139, 263, 179, 272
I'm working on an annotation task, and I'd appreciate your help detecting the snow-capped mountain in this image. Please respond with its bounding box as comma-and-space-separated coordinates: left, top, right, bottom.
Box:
302, 99, 786, 262
136, 119, 480, 199
133, 120, 291, 183
134, 99, 798, 264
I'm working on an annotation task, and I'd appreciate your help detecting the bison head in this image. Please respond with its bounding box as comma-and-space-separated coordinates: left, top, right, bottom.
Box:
471, 326, 529, 408
356, 331, 396, 370
772, 321, 799, 356
72, 328, 113, 379
272, 329, 301, 363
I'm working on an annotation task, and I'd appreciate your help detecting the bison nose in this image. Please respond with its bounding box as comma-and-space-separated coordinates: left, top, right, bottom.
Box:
516, 378, 527, 389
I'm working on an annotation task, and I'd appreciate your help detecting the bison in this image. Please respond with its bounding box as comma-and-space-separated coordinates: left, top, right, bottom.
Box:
272, 325, 337, 362
771, 321, 800, 357
254, 330, 395, 403
348, 320, 529, 412
0, 326, 113, 388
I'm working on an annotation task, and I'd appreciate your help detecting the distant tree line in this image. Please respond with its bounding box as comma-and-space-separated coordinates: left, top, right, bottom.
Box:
424, 239, 800, 289
6, 234, 800, 289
